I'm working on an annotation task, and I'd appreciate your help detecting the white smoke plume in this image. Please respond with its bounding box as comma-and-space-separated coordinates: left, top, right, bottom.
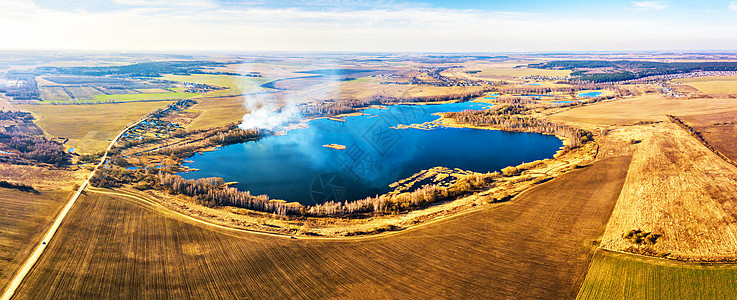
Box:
238, 92, 302, 131
237, 59, 341, 131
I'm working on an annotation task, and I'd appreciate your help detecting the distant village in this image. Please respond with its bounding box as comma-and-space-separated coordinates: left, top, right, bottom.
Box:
119, 99, 196, 143
381, 67, 491, 87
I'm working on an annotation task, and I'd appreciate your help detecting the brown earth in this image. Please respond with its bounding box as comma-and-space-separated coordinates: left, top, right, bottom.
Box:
679, 110, 737, 164
0, 188, 69, 292
14, 155, 631, 299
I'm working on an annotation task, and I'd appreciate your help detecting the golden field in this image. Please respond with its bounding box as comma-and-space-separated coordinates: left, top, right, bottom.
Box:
549, 95, 737, 127
673, 76, 737, 95
600, 123, 737, 261
20, 101, 173, 154
186, 96, 249, 130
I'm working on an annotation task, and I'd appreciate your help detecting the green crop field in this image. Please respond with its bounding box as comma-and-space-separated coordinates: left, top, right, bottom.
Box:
162, 74, 270, 97
577, 250, 737, 299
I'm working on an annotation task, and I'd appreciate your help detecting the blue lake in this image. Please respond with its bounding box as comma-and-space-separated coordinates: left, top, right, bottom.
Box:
578, 91, 603, 98
179, 102, 563, 205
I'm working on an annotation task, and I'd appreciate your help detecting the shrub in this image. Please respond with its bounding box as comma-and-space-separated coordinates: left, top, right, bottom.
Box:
623, 229, 662, 245
0, 180, 37, 193
501, 166, 520, 176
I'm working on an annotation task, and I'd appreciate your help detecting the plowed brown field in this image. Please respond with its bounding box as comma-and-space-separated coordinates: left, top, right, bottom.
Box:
679, 110, 737, 164
14, 156, 631, 299
0, 189, 68, 292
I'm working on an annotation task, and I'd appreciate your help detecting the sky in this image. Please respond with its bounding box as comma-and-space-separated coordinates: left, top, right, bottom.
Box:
1, 0, 736, 52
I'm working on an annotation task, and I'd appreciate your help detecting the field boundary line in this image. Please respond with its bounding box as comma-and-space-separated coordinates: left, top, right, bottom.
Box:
667, 114, 737, 168
1, 117, 146, 300
596, 248, 737, 267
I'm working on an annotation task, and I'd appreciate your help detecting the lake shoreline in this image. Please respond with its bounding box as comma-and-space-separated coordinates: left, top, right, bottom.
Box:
178, 100, 562, 204
119, 99, 603, 238
132, 138, 598, 238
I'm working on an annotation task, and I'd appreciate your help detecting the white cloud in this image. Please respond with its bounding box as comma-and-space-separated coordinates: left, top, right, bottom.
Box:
730, 1, 737, 11
632, 1, 668, 10
0, 0, 735, 52
113, 0, 217, 8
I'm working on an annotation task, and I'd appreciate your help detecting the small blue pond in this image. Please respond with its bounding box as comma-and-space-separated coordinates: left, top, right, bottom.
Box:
578, 91, 603, 98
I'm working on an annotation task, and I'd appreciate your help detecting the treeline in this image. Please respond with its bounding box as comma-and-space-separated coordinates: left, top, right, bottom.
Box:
153, 127, 262, 158
90, 167, 298, 215
493, 97, 539, 105
159, 169, 497, 216
553, 95, 616, 109
667, 115, 737, 167
0, 133, 70, 166
445, 106, 592, 147
209, 128, 261, 146
0, 180, 37, 193
530, 60, 737, 72
577, 72, 636, 83
158, 172, 299, 215
529, 60, 737, 82
0, 111, 34, 121
301, 88, 495, 118
36, 61, 226, 78
92, 165, 501, 217
307, 172, 495, 216
497, 85, 604, 95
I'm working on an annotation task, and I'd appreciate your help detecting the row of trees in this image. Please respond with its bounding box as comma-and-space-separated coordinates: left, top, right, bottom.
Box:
531, 60, 737, 74
0, 180, 37, 193
667, 115, 737, 167
37, 60, 226, 78
157, 172, 300, 216
530, 60, 737, 83
496, 85, 604, 95
92, 163, 500, 217
301, 88, 496, 118
445, 106, 593, 148
127, 125, 261, 158
306, 172, 495, 216
208, 128, 261, 146
576, 72, 637, 83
